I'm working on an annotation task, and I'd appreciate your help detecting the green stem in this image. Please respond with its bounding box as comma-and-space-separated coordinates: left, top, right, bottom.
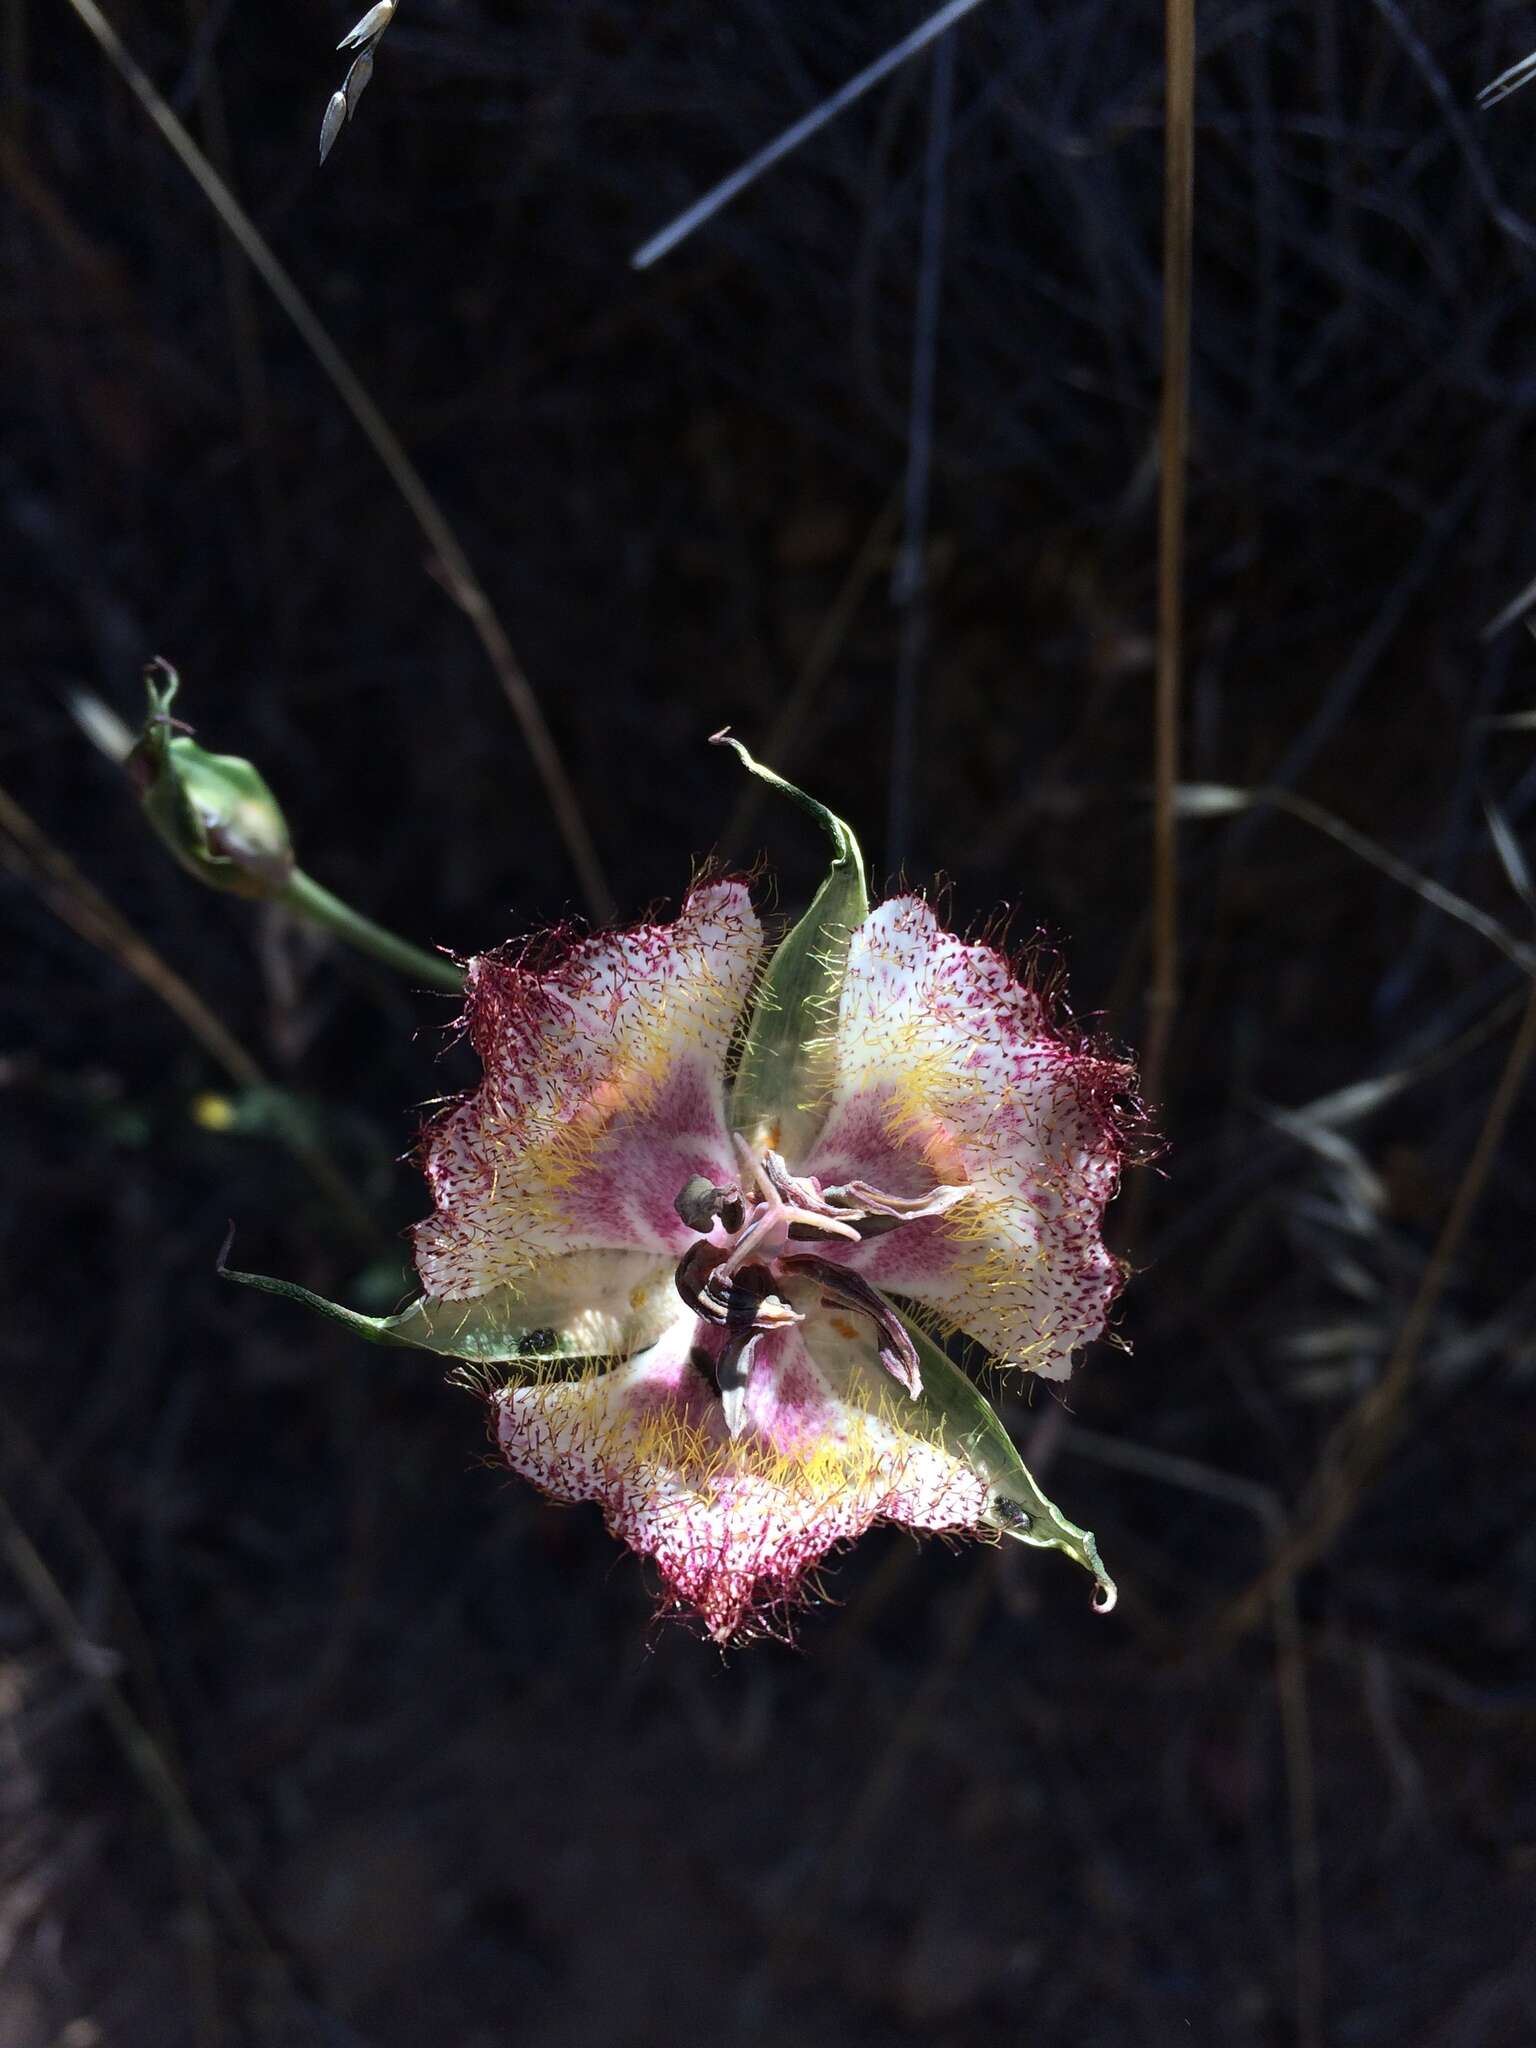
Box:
280, 869, 465, 992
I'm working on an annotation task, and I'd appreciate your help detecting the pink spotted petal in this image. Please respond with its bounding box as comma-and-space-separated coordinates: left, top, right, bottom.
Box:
493, 1306, 989, 1643
803, 896, 1134, 1381
414, 882, 761, 1301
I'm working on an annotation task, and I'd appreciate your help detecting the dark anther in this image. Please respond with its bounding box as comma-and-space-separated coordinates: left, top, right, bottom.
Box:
782, 1253, 923, 1397
674, 1175, 744, 1235
675, 1239, 728, 1318
675, 1241, 800, 1332
687, 1343, 722, 1396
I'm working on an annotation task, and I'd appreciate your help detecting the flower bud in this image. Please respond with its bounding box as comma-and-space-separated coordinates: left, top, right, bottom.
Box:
127, 661, 294, 900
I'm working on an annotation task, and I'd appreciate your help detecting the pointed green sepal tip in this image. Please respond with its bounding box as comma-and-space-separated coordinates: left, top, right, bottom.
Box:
128, 661, 295, 901
897, 1310, 1118, 1613
712, 730, 869, 1163
216, 1231, 678, 1370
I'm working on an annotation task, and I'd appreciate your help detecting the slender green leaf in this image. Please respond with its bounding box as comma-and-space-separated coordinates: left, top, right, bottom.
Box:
714, 731, 868, 1161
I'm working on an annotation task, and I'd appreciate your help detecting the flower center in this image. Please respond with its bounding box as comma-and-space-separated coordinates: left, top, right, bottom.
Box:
671, 1136, 970, 1435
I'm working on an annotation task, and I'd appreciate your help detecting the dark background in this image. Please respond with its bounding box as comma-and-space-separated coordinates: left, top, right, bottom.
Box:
4, 3, 1536, 2043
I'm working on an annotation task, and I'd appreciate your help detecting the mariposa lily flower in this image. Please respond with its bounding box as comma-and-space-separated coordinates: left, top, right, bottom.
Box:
227, 738, 1136, 1642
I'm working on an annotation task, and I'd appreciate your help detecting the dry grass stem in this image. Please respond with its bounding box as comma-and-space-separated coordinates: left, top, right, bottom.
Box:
1178, 783, 1536, 973
1144, 0, 1197, 1121
719, 495, 901, 862
58, 0, 613, 922
0, 1484, 227, 2045
631, 0, 991, 270
1212, 974, 1536, 1644
1061, 1426, 1324, 2048
0, 780, 380, 1246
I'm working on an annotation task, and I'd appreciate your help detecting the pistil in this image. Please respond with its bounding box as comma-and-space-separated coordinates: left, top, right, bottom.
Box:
671, 1134, 974, 1431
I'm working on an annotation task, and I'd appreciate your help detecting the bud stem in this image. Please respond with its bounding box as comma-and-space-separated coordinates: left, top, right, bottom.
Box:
280, 869, 464, 993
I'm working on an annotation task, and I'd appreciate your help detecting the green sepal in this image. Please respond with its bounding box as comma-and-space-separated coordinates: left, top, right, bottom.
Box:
128, 661, 294, 900
218, 1237, 679, 1369
897, 1310, 1118, 1612
713, 731, 869, 1162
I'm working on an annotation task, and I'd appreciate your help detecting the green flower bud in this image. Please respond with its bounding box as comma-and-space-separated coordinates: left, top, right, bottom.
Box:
127, 661, 294, 900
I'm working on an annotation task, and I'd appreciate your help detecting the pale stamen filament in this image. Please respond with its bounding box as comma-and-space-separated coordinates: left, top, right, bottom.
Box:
716, 1131, 860, 1280
673, 1133, 973, 1423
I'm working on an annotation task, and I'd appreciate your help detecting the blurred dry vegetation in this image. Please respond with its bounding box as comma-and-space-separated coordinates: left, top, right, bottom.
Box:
4, 2, 1536, 2044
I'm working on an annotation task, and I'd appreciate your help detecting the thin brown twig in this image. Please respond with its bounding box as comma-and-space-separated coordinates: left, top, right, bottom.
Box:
0, 1485, 227, 2047
0, 1457, 300, 2018
1194, 783, 1535, 973
0, 1397, 301, 2030
823, 1552, 993, 1901
1060, 1426, 1324, 2048
1144, 0, 1196, 1119
180, 0, 292, 653
0, 1400, 190, 1795
740, 1546, 995, 2027
1, 780, 261, 1084
59, 0, 613, 923
1210, 973, 1536, 1645
0, 779, 380, 1247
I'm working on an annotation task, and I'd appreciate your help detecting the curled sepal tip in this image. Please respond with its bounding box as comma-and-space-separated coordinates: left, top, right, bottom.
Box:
712, 729, 868, 1163
896, 1311, 1118, 1614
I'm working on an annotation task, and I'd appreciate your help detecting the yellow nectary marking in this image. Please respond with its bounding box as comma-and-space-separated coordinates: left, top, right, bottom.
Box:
845, 1046, 1100, 1372
421, 894, 759, 1296
507, 1359, 976, 1516
624, 1407, 891, 1511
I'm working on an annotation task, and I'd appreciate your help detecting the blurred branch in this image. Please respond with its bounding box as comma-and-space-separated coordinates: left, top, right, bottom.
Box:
885, 28, 954, 877
1061, 1425, 1323, 2048
1177, 783, 1536, 974
1371, 0, 1536, 258
58, 0, 614, 922
0, 778, 381, 1247
632, 0, 990, 270
0, 1480, 227, 2046
2, 779, 262, 1085
1147, 979, 1529, 1269
740, 1543, 995, 2026
178, 0, 292, 656
1209, 973, 1536, 1645
719, 493, 900, 862
1479, 45, 1536, 110
1144, 0, 1196, 1122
